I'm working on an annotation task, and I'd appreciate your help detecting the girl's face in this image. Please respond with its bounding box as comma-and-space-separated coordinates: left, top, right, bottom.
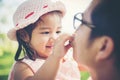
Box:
30, 12, 62, 58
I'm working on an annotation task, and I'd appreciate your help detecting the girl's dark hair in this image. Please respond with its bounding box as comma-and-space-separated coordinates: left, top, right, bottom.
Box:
15, 23, 36, 61
15, 11, 62, 61
90, 0, 120, 69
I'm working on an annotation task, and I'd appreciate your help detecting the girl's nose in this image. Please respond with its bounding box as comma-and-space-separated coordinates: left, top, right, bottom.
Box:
49, 34, 58, 42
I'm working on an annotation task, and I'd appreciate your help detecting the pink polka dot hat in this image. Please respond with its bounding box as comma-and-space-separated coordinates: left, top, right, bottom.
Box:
7, 0, 66, 41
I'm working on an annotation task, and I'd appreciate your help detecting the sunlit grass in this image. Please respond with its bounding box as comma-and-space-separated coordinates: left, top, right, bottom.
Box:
0, 34, 16, 80
0, 50, 14, 75
81, 71, 90, 80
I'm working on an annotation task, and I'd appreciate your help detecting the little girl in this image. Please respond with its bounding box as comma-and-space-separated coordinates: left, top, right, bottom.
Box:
7, 0, 80, 80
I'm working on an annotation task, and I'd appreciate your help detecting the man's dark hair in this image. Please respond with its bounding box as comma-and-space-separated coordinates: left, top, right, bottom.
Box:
90, 0, 120, 69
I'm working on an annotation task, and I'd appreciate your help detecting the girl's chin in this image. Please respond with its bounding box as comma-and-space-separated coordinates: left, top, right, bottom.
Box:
45, 51, 53, 56
46, 49, 53, 54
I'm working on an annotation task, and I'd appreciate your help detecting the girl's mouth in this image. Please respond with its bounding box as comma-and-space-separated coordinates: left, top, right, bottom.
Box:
46, 46, 53, 49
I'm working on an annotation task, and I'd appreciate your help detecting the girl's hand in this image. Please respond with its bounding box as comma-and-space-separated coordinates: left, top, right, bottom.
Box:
52, 33, 73, 60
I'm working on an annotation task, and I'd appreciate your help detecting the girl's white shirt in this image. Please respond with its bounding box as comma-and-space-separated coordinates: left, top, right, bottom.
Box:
8, 50, 80, 80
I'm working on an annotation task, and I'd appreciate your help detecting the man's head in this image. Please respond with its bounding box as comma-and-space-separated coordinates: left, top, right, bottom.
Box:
91, 0, 120, 70
73, 0, 120, 71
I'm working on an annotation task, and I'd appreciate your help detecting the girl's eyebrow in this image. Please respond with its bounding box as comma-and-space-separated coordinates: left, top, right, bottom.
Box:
39, 26, 62, 30
58, 26, 62, 29
39, 27, 51, 30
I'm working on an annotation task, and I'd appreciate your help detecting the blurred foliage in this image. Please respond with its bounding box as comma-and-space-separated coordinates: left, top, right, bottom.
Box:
0, 0, 3, 8
0, 16, 7, 24
0, 33, 17, 80
81, 71, 90, 80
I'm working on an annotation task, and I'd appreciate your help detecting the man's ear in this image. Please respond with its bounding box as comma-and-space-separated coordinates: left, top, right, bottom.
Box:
96, 36, 114, 61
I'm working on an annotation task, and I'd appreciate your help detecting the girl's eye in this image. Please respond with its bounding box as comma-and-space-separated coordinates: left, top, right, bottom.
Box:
41, 32, 50, 34
56, 31, 61, 34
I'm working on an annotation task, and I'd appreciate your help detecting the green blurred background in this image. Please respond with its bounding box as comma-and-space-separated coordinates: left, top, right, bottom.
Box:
0, 0, 19, 79
0, 34, 17, 80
